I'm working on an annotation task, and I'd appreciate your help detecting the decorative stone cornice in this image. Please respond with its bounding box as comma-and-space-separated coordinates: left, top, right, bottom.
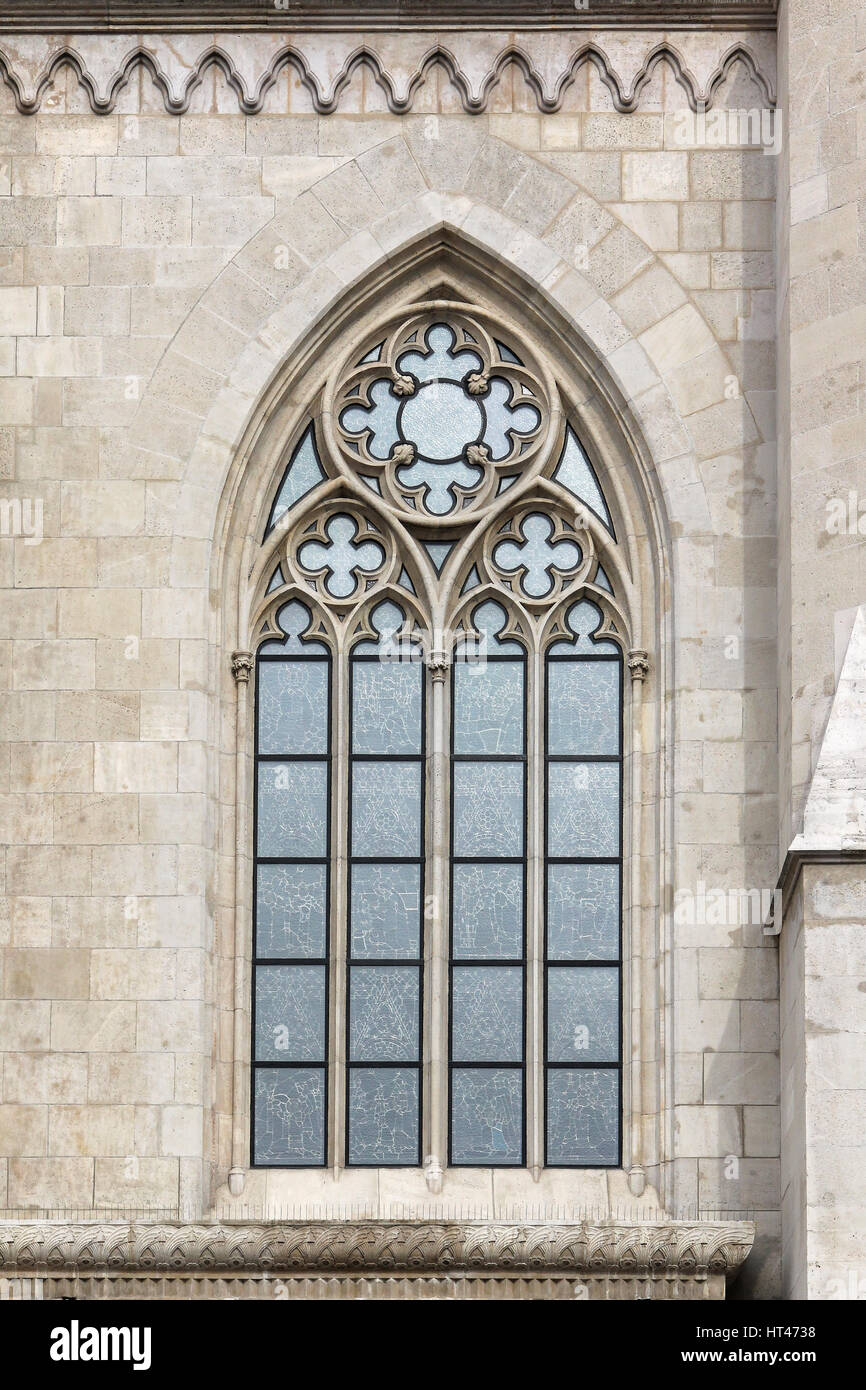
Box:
0, 1218, 755, 1282
0, 4, 780, 34
0, 32, 776, 115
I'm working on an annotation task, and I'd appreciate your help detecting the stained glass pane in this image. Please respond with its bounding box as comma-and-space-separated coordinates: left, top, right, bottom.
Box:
451, 1069, 522, 1165
257, 600, 327, 655
547, 966, 619, 1063
254, 965, 326, 1062
258, 660, 328, 755
546, 1068, 619, 1165
552, 426, 614, 535
257, 761, 328, 858
547, 763, 619, 858
452, 863, 522, 959
452, 966, 523, 1063
256, 864, 326, 959
266, 426, 326, 533
400, 380, 483, 460
547, 661, 620, 756
348, 1067, 419, 1165
254, 1068, 325, 1166
351, 863, 421, 959
351, 761, 421, 858
547, 863, 619, 962
454, 661, 523, 754
453, 762, 523, 857
548, 598, 619, 655
349, 966, 419, 1062
352, 660, 422, 755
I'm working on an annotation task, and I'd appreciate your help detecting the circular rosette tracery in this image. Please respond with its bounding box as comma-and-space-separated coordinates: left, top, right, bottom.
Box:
284, 503, 398, 607
325, 305, 555, 525
483, 504, 593, 607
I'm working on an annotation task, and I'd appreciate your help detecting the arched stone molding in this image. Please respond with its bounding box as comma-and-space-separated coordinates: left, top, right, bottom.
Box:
107, 134, 760, 1214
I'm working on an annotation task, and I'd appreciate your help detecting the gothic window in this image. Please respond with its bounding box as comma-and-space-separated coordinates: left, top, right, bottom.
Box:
250, 306, 626, 1171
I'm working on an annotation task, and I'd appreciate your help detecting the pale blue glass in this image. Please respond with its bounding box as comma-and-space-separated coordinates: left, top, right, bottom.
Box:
340, 377, 401, 460
547, 660, 620, 756
451, 1069, 522, 1165
452, 863, 523, 959
547, 965, 619, 1064
547, 863, 619, 962
256, 864, 327, 959
258, 600, 327, 655
349, 966, 419, 1062
548, 599, 619, 655
255, 965, 326, 1063
494, 513, 581, 598
454, 660, 523, 754
453, 762, 523, 858
348, 1067, 419, 1165
481, 377, 540, 460
399, 380, 483, 460
257, 761, 327, 858
298, 514, 384, 599
452, 966, 523, 1063
351, 761, 421, 857
460, 599, 523, 655
353, 599, 408, 654
553, 426, 614, 534
547, 763, 619, 858
352, 660, 422, 755
254, 1067, 325, 1166
266, 425, 326, 533
396, 455, 483, 515
258, 660, 328, 755
422, 540, 454, 574
397, 323, 481, 383
351, 864, 421, 959
546, 1068, 619, 1165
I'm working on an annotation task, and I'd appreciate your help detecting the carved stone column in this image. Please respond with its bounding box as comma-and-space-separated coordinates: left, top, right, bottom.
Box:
626, 649, 649, 1198
229, 651, 254, 1197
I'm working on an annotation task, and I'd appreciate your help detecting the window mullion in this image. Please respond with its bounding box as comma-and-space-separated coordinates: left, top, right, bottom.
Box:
526, 644, 545, 1177
328, 643, 349, 1173
426, 655, 450, 1186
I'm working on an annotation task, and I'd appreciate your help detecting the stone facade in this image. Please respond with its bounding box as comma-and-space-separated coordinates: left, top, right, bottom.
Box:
0, 0, 861, 1301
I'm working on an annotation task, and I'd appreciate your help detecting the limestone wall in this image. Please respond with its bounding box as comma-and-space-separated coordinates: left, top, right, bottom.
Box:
0, 28, 781, 1295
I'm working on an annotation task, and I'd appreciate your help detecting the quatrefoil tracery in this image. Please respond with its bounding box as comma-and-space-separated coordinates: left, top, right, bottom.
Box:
485, 505, 594, 606
283, 504, 399, 605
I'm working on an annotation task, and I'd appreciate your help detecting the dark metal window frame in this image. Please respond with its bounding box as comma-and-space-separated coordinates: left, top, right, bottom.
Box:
448, 649, 529, 1168
345, 648, 426, 1168
543, 648, 623, 1169
251, 648, 332, 1169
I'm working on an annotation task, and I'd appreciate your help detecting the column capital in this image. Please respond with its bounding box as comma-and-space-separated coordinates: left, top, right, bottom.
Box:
627, 649, 649, 682
231, 650, 254, 684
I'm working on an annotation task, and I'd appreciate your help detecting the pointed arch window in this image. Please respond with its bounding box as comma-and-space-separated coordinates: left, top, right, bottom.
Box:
249, 307, 628, 1171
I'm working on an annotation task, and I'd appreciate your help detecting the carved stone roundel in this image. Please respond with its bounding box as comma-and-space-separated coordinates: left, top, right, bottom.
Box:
322, 303, 558, 528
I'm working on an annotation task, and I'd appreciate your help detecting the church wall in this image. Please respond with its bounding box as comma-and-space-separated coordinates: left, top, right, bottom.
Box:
0, 26, 782, 1295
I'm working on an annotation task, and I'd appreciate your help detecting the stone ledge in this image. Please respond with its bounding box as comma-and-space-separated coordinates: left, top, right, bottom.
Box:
0, 1218, 755, 1294
0, 3, 780, 34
